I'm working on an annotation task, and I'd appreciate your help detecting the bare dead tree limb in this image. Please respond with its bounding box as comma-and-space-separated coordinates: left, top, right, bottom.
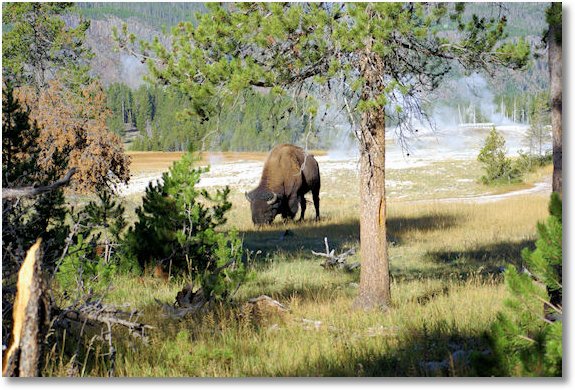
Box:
54, 299, 154, 342
2, 239, 49, 377
2, 168, 77, 200
312, 237, 359, 272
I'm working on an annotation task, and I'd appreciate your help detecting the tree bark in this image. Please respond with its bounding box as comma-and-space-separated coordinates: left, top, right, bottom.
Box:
548, 4, 562, 196
2, 239, 49, 377
354, 47, 391, 310
547, 2, 562, 313
2, 168, 77, 200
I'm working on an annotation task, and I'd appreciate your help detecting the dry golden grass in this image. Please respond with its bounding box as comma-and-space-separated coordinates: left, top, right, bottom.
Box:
46, 151, 554, 377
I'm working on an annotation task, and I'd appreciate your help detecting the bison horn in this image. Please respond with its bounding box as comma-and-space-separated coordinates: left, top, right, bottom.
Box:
245, 191, 253, 202
266, 192, 278, 205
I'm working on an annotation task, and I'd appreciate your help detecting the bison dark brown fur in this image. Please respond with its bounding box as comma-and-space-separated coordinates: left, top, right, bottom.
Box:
245, 144, 320, 225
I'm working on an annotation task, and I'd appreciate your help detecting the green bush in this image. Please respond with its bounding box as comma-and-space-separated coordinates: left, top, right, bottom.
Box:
514, 150, 552, 174
486, 193, 562, 376
126, 153, 247, 300
55, 233, 117, 296
55, 190, 136, 298
477, 127, 522, 184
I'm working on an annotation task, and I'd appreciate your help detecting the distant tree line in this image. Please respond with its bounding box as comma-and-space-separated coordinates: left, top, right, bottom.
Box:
77, 2, 206, 31
106, 82, 325, 152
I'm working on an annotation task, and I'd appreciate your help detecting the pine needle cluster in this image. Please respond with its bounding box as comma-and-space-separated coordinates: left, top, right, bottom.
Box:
487, 193, 562, 376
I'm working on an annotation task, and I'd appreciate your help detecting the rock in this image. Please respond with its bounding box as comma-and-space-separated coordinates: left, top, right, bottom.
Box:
242, 295, 289, 325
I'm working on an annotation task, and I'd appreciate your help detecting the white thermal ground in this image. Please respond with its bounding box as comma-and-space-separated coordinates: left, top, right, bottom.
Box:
118, 124, 551, 202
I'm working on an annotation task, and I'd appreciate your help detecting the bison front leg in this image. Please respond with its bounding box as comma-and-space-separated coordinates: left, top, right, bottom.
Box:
284, 194, 299, 221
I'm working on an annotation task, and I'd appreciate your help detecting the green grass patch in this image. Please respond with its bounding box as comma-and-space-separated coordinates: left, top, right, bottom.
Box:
47, 154, 552, 377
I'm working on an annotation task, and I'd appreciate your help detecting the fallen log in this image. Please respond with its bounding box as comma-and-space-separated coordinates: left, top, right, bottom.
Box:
55, 300, 153, 341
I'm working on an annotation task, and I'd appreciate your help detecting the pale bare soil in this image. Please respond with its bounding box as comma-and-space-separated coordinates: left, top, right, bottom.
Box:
121, 148, 551, 204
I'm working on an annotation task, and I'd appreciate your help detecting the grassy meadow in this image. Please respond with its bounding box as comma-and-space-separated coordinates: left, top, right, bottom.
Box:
46, 152, 552, 377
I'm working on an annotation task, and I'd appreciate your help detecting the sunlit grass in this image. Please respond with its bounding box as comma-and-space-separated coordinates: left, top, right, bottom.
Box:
47, 152, 553, 377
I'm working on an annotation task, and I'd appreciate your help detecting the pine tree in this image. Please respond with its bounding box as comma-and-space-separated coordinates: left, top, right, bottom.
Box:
2, 85, 68, 349
119, 3, 529, 309
546, 3, 562, 195
477, 127, 514, 184
4, 2, 130, 192
126, 153, 246, 300
15, 79, 131, 192
488, 193, 562, 376
55, 189, 133, 298
2, 85, 68, 271
525, 92, 551, 157
2, 2, 92, 91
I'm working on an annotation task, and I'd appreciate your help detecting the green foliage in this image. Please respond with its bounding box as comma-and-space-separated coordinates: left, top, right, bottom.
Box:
514, 150, 552, 176
77, 2, 205, 31
477, 127, 521, 184
522, 193, 562, 296
211, 90, 314, 151
2, 2, 92, 89
524, 92, 551, 157
55, 233, 116, 297
126, 153, 246, 300
55, 189, 136, 298
81, 189, 129, 248
107, 82, 317, 152
2, 84, 68, 273
495, 38, 531, 70
487, 194, 562, 376
477, 125, 551, 187
112, 2, 531, 156
545, 3, 562, 45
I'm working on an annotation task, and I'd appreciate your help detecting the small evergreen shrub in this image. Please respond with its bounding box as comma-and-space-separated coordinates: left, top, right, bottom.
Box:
126, 153, 247, 300
56, 189, 134, 297
477, 127, 522, 185
514, 150, 552, 174
487, 193, 562, 376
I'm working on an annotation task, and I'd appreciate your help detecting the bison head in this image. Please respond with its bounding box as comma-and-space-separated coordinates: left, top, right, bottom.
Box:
245, 190, 280, 224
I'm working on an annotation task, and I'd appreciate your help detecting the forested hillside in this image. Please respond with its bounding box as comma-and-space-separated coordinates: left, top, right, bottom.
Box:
72, 2, 550, 152
77, 2, 206, 31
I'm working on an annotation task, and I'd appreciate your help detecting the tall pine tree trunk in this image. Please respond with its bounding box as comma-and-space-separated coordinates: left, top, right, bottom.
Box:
547, 2, 562, 314
354, 47, 391, 310
548, 3, 562, 196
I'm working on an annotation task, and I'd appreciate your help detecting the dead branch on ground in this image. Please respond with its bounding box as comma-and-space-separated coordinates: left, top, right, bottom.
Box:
312, 237, 359, 272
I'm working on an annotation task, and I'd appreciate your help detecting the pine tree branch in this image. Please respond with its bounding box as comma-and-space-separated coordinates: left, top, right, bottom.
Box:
2, 168, 77, 200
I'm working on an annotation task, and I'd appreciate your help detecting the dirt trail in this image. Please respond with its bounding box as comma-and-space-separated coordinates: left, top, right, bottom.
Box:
401, 179, 552, 205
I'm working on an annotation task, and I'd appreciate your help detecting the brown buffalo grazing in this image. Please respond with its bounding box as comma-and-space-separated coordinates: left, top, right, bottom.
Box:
245, 144, 320, 225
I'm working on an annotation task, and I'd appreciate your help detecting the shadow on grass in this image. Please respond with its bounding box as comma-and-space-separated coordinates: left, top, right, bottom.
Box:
267, 278, 358, 305
426, 239, 535, 269
387, 213, 460, 245
274, 325, 499, 377
387, 239, 535, 283
241, 211, 461, 260
240, 217, 360, 258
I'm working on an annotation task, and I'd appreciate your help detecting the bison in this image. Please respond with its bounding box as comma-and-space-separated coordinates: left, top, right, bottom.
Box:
245, 144, 320, 225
